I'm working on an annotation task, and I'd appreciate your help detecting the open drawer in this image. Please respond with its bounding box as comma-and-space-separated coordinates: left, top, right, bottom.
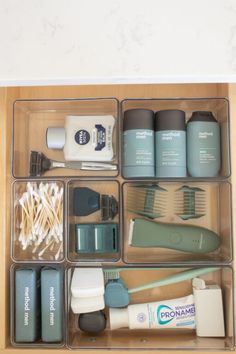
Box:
1, 83, 236, 354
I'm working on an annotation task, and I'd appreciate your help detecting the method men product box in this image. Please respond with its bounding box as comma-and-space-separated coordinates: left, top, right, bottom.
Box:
41, 267, 63, 342
15, 268, 39, 342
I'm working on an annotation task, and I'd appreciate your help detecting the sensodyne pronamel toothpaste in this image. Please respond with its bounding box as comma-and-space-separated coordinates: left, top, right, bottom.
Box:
109, 295, 195, 330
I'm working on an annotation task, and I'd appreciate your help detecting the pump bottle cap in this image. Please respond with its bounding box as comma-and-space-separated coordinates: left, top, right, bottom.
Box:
109, 308, 129, 330
189, 111, 217, 123
46, 127, 66, 149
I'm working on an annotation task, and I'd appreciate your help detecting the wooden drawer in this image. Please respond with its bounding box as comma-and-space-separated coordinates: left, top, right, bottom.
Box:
1, 83, 236, 353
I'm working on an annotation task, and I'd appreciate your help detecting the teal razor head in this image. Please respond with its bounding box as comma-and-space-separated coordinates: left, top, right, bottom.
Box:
129, 218, 220, 253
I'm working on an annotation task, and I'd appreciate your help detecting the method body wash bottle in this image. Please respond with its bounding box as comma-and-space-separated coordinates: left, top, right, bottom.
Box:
187, 111, 221, 177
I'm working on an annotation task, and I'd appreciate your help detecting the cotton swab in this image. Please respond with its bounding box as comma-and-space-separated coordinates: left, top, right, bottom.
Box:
15, 182, 63, 260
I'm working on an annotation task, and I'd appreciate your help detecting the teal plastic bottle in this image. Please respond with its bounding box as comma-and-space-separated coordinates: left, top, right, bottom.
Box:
123, 109, 155, 178
155, 110, 186, 177
187, 111, 221, 177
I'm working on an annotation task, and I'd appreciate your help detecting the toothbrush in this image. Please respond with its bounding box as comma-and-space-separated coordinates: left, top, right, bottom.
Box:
128, 267, 220, 294
104, 267, 220, 308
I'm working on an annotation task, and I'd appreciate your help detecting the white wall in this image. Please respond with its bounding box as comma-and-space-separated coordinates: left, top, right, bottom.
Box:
0, 0, 236, 85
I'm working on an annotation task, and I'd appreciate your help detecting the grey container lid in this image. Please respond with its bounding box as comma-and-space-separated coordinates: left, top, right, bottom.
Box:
155, 110, 186, 131
46, 127, 65, 149
123, 109, 154, 131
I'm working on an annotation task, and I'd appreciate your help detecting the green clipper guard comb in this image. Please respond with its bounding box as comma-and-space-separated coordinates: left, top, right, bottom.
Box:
129, 218, 220, 253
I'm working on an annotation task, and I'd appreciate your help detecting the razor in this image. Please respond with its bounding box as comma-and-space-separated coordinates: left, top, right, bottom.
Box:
29, 151, 117, 176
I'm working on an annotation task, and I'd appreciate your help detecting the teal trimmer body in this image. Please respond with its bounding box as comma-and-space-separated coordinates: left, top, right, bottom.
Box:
129, 218, 220, 253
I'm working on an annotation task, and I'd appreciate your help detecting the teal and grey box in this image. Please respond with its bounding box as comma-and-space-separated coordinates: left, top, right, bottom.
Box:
15, 268, 39, 343
41, 267, 63, 342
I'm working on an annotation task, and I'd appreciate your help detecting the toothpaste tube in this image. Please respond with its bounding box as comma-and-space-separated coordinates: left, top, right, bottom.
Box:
109, 295, 195, 330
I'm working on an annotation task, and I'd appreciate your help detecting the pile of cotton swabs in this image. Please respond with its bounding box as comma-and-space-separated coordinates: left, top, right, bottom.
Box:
15, 182, 63, 260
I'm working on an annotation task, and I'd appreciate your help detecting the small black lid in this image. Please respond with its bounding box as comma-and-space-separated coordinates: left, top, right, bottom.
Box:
188, 111, 217, 123
79, 311, 106, 334
155, 110, 186, 131
123, 109, 154, 131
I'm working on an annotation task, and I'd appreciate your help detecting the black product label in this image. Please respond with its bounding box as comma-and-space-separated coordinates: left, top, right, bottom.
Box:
95, 124, 106, 151
75, 130, 90, 145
